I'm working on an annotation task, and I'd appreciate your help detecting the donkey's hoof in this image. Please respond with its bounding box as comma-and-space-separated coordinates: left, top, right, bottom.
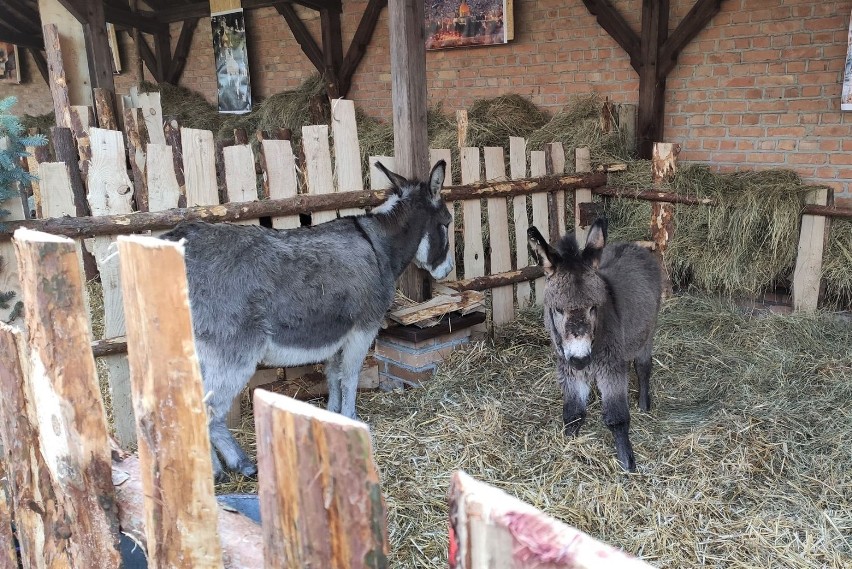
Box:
616, 448, 636, 473
213, 469, 228, 484
562, 413, 586, 437
237, 461, 258, 479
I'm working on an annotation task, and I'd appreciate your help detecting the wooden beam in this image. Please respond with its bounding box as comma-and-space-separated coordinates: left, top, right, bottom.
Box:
339, 0, 386, 97
0, 173, 608, 240
54, 0, 115, 90
157, 0, 340, 24
0, 25, 43, 49
103, 5, 168, 35
320, 7, 344, 97
581, 0, 640, 72
43, 23, 73, 128
168, 18, 199, 84
658, 0, 723, 77
29, 48, 50, 83
154, 31, 171, 85
636, 0, 669, 158
134, 33, 160, 82
277, 4, 325, 73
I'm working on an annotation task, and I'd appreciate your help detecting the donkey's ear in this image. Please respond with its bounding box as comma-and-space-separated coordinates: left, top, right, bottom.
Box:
528, 226, 558, 276
427, 160, 446, 202
374, 161, 409, 193
582, 217, 608, 269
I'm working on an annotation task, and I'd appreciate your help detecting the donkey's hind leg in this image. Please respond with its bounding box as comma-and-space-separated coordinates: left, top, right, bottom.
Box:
338, 328, 378, 420
199, 345, 259, 479
598, 363, 636, 472
634, 335, 654, 412
558, 358, 590, 437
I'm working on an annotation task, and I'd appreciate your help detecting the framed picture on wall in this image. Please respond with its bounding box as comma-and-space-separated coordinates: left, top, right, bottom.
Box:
211, 8, 253, 114
425, 0, 514, 50
0, 42, 21, 84
842, 10, 852, 110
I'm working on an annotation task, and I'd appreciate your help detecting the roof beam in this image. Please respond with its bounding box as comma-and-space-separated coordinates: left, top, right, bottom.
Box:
658, 0, 722, 77
581, 0, 641, 72
155, 0, 340, 24
168, 18, 199, 84
0, 23, 43, 49
277, 3, 324, 72
104, 5, 169, 35
339, 0, 386, 97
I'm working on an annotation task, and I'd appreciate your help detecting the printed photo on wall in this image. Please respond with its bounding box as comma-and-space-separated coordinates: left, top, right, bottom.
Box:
425, 0, 514, 50
843, 11, 852, 110
0, 42, 21, 84
212, 8, 252, 114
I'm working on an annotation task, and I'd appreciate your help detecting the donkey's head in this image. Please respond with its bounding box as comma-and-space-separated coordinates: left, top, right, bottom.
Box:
528, 218, 609, 370
372, 160, 454, 280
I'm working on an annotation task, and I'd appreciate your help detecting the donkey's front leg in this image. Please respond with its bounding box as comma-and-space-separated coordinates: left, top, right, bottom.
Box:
338, 328, 377, 419
558, 358, 590, 437
598, 364, 636, 472
325, 352, 344, 414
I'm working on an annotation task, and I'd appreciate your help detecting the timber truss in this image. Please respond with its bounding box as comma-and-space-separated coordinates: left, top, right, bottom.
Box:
0, 0, 386, 98
582, 0, 725, 158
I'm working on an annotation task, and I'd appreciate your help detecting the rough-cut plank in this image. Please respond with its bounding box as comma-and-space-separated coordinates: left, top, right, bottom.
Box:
302, 124, 337, 225
483, 146, 514, 326
0, 323, 53, 568
24, 136, 48, 218
0, 458, 16, 569
117, 235, 224, 567
431, 148, 456, 280
94, 87, 118, 130
137, 91, 166, 144
369, 155, 396, 190
12, 228, 122, 567
51, 126, 91, 217
793, 188, 830, 312
456, 109, 468, 148
509, 137, 531, 308
253, 389, 389, 568
461, 147, 484, 280
146, 144, 182, 213
530, 150, 549, 305
69, 105, 94, 181
0, 173, 608, 241
262, 138, 300, 229
548, 142, 567, 237
224, 144, 259, 204
124, 108, 150, 212
448, 470, 653, 569
574, 146, 593, 244
182, 128, 219, 207
112, 455, 263, 569
331, 99, 364, 216
43, 23, 72, 129
389, 291, 484, 326
87, 128, 136, 448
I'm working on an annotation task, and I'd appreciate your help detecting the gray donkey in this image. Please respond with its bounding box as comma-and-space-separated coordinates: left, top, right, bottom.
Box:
161, 160, 453, 479
527, 218, 661, 472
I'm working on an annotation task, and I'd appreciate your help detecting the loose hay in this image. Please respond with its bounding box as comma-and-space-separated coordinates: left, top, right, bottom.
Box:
823, 220, 852, 310
221, 295, 851, 568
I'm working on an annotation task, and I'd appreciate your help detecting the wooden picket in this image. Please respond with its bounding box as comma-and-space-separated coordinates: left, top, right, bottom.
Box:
182, 127, 219, 207
461, 147, 485, 280
261, 138, 300, 229
331, 99, 366, 217
303, 124, 337, 225
549, 142, 568, 237
483, 147, 514, 326
530, 150, 549, 305
509, 136, 532, 309
575, 147, 593, 244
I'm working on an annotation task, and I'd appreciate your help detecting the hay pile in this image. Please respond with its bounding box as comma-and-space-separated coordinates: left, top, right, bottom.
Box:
823, 220, 852, 310
220, 295, 851, 568
140, 80, 220, 132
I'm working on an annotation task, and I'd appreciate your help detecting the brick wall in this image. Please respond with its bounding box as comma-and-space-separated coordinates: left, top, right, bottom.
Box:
3, 0, 852, 203
0, 48, 54, 117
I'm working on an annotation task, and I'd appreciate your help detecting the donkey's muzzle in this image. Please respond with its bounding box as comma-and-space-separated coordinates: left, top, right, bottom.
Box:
568, 355, 591, 370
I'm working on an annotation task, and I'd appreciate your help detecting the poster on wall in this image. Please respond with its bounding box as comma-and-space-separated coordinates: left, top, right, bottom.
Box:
842, 11, 852, 110
425, 0, 514, 50
212, 8, 252, 114
0, 42, 21, 84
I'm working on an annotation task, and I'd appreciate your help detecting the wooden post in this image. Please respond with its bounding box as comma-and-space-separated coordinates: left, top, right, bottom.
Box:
792, 188, 830, 312
24, 132, 50, 218
484, 147, 513, 326
87, 128, 137, 448
651, 142, 678, 297
117, 235, 224, 568
331, 99, 366, 216
43, 23, 74, 128
12, 228, 121, 567
388, 0, 430, 301
254, 389, 389, 568
574, 147, 593, 244
530, 150, 549, 306
448, 470, 653, 569
509, 137, 531, 308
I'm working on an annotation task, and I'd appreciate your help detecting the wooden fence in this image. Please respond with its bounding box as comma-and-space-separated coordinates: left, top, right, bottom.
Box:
0, 227, 655, 568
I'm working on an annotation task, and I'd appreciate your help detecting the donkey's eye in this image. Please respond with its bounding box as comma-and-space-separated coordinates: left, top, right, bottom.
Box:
589, 306, 597, 318
554, 307, 564, 315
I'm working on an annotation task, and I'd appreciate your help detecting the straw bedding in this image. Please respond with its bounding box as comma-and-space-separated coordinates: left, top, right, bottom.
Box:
218, 294, 851, 568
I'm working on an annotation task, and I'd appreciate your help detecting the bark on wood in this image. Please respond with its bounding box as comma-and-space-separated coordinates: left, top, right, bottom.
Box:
650, 142, 679, 298
23, 138, 49, 218
113, 455, 263, 569
801, 204, 852, 219
124, 108, 150, 212
163, 117, 187, 208
0, 457, 16, 569
448, 470, 653, 569
0, 174, 606, 241
509, 137, 531, 308
449, 266, 544, 293
117, 236, 224, 567
43, 23, 72, 129
69, 105, 94, 182
94, 88, 118, 130
12, 228, 122, 568
253, 389, 389, 569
